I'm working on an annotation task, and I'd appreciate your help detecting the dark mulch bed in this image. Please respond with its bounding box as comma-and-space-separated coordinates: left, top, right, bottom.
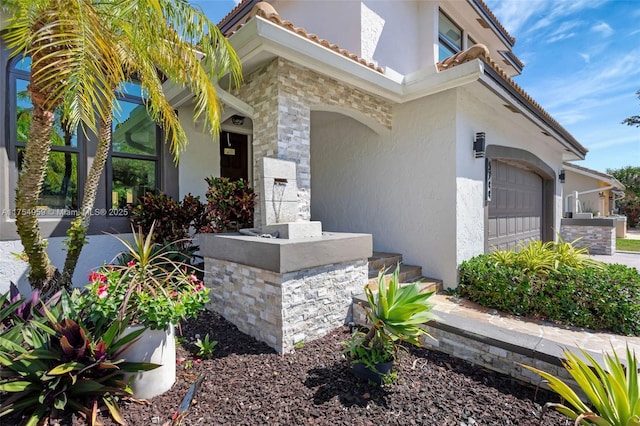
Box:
6, 310, 571, 425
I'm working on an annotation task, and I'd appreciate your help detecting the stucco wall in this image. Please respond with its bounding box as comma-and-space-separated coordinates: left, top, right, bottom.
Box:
457, 85, 564, 247
177, 106, 220, 200
0, 234, 131, 295
563, 170, 612, 216
271, 0, 437, 75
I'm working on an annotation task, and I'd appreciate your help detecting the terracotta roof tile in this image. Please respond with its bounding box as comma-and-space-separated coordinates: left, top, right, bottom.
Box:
563, 162, 620, 183
437, 44, 587, 154
224, 2, 383, 73
475, 0, 516, 45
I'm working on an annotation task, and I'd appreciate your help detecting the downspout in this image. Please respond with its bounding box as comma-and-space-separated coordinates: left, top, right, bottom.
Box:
564, 185, 615, 213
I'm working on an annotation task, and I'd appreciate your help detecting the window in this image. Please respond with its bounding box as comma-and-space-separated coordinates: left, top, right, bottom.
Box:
109, 82, 161, 209
6, 55, 165, 227
9, 56, 81, 214
439, 11, 462, 61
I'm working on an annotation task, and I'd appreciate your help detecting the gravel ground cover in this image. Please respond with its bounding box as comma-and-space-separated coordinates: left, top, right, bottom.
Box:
5, 310, 571, 425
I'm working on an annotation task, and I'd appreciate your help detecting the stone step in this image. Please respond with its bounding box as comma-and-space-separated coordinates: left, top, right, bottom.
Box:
368, 252, 403, 272
367, 264, 422, 286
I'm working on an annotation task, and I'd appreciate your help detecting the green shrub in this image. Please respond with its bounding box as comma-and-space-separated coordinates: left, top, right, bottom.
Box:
459, 252, 640, 336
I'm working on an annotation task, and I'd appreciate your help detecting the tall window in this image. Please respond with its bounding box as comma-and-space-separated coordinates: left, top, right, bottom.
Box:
8, 57, 162, 216
109, 82, 160, 209
439, 11, 462, 61
10, 56, 81, 214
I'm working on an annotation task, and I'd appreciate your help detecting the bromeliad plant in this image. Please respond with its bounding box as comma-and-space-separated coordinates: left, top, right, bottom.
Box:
343, 265, 436, 378
523, 346, 639, 426
80, 223, 210, 331
0, 289, 157, 426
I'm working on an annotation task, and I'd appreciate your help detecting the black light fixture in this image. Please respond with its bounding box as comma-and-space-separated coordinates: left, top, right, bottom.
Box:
473, 132, 485, 158
559, 170, 565, 183
231, 115, 245, 126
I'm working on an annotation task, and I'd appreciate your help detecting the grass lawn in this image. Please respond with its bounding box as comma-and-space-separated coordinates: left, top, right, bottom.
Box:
617, 238, 640, 252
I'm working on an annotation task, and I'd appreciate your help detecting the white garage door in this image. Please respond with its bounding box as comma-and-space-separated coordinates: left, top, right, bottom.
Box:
488, 161, 543, 252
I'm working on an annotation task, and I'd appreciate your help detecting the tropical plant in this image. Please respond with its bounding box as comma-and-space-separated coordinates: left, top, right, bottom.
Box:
0, 288, 157, 426
344, 265, 436, 380
129, 191, 208, 249
79, 223, 210, 330
488, 237, 602, 276
2, 0, 242, 291
201, 177, 257, 232
523, 346, 639, 426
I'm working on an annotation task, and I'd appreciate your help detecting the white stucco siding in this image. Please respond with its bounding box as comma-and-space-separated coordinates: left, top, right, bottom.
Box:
271, 1, 361, 57
271, 0, 436, 75
311, 90, 458, 288
177, 105, 220, 200
0, 234, 131, 295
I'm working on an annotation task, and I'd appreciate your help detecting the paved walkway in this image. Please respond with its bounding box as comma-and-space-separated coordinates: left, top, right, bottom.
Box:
587, 227, 640, 269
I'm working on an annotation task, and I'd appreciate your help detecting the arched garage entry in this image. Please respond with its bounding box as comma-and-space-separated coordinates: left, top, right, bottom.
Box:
485, 146, 556, 252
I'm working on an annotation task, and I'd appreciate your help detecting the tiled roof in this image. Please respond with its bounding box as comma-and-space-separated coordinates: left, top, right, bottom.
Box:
475, 0, 516, 45
437, 44, 587, 154
223, 2, 383, 73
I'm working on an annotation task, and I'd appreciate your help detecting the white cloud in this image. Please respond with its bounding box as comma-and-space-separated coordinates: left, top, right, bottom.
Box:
579, 53, 590, 63
545, 20, 581, 43
592, 22, 613, 37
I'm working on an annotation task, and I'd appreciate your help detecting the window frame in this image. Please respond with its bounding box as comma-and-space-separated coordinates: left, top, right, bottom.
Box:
438, 10, 463, 60
7, 55, 86, 217
106, 87, 163, 212
1, 46, 179, 240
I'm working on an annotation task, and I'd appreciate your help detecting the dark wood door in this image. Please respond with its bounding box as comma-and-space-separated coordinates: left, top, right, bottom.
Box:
220, 131, 248, 182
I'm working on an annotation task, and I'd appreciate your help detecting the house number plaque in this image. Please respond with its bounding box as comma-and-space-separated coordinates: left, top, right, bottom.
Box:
223, 148, 236, 155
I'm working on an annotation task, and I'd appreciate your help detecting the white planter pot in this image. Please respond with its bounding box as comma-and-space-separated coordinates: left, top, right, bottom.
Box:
118, 324, 176, 399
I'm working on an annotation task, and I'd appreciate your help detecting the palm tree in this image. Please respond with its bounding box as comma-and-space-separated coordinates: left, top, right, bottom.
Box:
2, 0, 242, 291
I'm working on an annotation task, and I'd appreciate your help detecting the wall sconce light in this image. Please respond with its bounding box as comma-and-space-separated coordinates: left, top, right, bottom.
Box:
473, 132, 486, 158
598, 192, 605, 198
558, 170, 565, 183
231, 115, 245, 126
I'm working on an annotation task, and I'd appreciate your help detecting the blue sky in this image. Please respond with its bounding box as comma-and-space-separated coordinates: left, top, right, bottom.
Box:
193, 0, 639, 174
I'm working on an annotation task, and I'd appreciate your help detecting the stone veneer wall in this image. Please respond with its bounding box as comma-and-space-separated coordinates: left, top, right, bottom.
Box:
351, 303, 575, 390
560, 224, 615, 255
206, 258, 368, 353
234, 57, 393, 227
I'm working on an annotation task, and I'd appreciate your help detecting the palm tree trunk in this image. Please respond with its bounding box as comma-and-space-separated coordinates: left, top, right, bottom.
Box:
60, 117, 113, 288
15, 102, 58, 290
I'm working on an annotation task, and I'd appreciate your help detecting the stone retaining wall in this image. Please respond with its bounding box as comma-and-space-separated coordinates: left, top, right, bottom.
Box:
351, 302, 574, 391
206, 258, 368, 353
560, 218, 616, 255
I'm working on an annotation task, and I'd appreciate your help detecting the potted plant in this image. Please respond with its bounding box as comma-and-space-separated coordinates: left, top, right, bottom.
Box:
79, 223, 210, 399
343, 265, 436, 385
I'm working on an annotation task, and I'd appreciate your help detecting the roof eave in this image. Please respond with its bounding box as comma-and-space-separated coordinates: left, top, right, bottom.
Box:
480, 64, 587, 160
562, 163, 626, 190
229, 17, 483, 104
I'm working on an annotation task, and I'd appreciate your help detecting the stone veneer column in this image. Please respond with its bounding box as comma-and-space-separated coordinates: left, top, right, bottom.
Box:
235, 57, 392, 227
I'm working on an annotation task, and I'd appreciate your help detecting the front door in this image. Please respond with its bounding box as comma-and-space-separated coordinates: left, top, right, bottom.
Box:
220, 131, 248, 182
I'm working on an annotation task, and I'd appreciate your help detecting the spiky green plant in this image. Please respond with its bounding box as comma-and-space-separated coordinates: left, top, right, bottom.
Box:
0, 289, 157, 425
347, 264, 436, 374
523, 346, 640, 425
